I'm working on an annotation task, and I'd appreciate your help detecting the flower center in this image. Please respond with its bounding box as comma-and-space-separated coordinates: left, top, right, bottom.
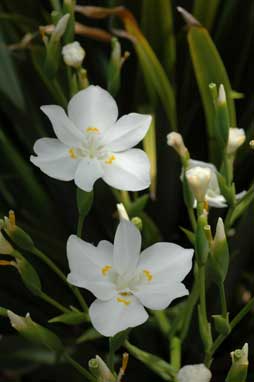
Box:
68, 127, 116, 164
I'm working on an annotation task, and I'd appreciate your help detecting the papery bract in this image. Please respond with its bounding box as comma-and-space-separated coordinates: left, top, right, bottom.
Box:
67, 220, 193, 336
31, 85, 151, 192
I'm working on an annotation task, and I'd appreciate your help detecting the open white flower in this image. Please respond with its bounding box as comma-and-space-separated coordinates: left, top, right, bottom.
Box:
31, 85, 151, 192
177, 364, 212, 382
186, 159, 246, 208
67, 220, 193, 336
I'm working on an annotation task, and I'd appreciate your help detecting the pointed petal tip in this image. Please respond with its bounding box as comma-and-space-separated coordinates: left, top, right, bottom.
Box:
177, 6, 201, 27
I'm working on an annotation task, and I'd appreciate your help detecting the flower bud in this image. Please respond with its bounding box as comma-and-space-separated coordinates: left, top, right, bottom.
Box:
226, 343, 248, 382
249, 140, 254, 149
53, 14, 70, 40
3, 211, 34, 251
131, 217, 143, 231
177, 364, 212, 382
62, 41, 85, 68
117, 203, 129, 221
186, 166, 211, 202
227, 128, 246, 154
167, 132, 189, 162
210, 218, 229, 284
88, 355, 115, 381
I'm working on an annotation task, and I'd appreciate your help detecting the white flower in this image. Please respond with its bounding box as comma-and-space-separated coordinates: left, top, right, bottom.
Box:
186, 166, 212, 202
177, 364, 212, 382
186, 159, 246, 208
62, 41, 85, 68
31, 85, 151, 192
227, 128, 246, 154
67, 220, 193, 336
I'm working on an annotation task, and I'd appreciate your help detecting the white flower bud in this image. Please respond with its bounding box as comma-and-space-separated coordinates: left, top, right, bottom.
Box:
117, 203, 129, 221
218, 84, 227, 105
177, 364, 212, 382
62, 41, 85, 68
249, 140, 254, 150
167, 132, 188, 159
227, 128, 246, 154
53, 14, 70, 40
186, 166, 212, 202
214, 217, 226, 243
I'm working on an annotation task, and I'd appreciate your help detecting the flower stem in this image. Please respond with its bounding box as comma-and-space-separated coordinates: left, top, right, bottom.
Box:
170, 336, 181, 371
39, 291, 69, 313
199, 266, 208, 324
219, 282, 227, 318
31, 247, 88, 312
187, 207, 197, 232
64, 353, 96, 381
180, 275, 199, 341
77, 214, 85, 238
205, 296, 254, 366
152, 310, 171, 337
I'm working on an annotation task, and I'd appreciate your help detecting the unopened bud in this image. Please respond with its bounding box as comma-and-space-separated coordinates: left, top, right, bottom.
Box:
117, 203, 129, 221
167, 132, 189, 161
226, 343, 248, 382
89, 355, 115, 381
227, 128, 246, 154
177, 364, 212, 382
210, 218, 229, 284
218, 84, 227, 105
186, 167, 211, 202
53, 14, 70, 40
62, 41, 85, 68
3, 211, 34, 251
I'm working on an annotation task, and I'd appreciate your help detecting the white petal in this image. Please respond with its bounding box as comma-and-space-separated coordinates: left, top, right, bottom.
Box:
33, 138, 67, 159
138, 243, 193, 282
134, 282, 189, 310
102, 149, 150, 191
102, 113, 152, 152
74, 158, 104, 192
30, 152, 79, 181
89, 295, 148, 337
236, 190, 247, 200
67, 235, 115, 300
67, 85, 118, 132
113, 220, 141, 275
41, 105, 83, 146
206, 195, 227, 208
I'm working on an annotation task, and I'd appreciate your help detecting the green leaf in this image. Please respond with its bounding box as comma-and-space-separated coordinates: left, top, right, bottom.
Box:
229, 185, 254, 226
180, 226, 195, 245
0, 31, 25, 110
49, 311, 89, 325
76, 328, 101, 344
0, 307, 8, 317
193, 0, 220, 30
126, 194, 149, 217
183, 10, 236, 162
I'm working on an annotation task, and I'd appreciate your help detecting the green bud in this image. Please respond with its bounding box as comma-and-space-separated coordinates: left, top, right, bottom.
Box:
77, 68, 89, 89
14, 254, 42, 296
8, 311, 63, 353
212, 313, 231, 335
107, 37, 129, 96
76, 188, 93, 218
3, 210, 34, 251
88, 355, 115, 381
195, 214, 209, 266
215, 84, 230, 150
131, 217, 143, 231
226, 343, 249, 382
210, 218, 229, 285
0, 230, 13, 254
182, 172, 195, 209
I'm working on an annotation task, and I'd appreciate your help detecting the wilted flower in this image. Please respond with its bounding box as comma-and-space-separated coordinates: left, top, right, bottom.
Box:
67, 220, 193, 336
186, 166, 211, 202
186, 159, 246, 208
62, 41, 85, 68
227, 128, 246, 154
177, 364, 212, 382
31, 85, 151, 192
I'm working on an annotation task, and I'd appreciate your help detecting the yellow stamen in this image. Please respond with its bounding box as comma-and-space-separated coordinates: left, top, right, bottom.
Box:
105, 154, 116, 165
86, 127, 100, 133
143, 269, 153, 281
117, 297, 131, 306
120, 292, 131, 297
69, 148, 77, 159
101, 265, 112, 276
9, 210, 16, 227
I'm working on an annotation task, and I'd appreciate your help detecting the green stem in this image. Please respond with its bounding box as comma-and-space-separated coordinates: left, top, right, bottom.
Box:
108, 339, 115, 373
31, 247, 88, 312
224, 205, 234, 232
180, 276, 199, 341
64, 353, 96, 382
152, 310, 171, 337
205, 296, 254, 366
187, 207, 197, 232
199, 266, 208, 323
77, 215, 85, 238
49, 0, 61, 11
170, 336, 181, 371
219, 283, 227, 318
39, 291, 69, 313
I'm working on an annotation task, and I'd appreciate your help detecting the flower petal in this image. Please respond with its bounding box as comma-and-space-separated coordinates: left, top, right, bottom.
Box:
41, 105, 83, 146
138, 243, 193, 282
33, 138, 68, 159
30, 149, 79, 181
113, 220, 141, 275
89, 295, 148, 337
67, 85, 118, 132
134, 281, 189, 310
67, 235, 115, 300
206, 195, 227, 208
74, 158, 104, 192
102, 149, 150, 191
102, 113, 152, 152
